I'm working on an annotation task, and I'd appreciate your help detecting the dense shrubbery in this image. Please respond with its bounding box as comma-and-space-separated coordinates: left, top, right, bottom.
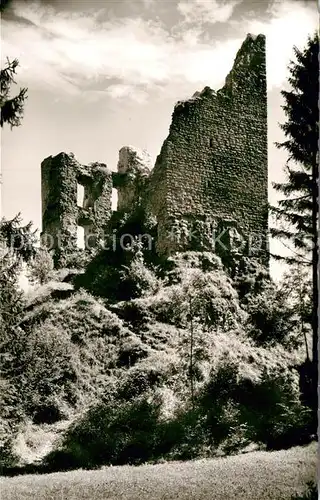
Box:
62, 249, 94, 270
119, 247, 160, 299
138, 252, 244, 331
27, 248, 54, 285
200, 358, 312, 450
245, 287, 299, 347
0, 216, 38, 465
291, 482, 318, 500
231, 257, 302, 348
75, 241, 160, 302
46, 396, 161, 469
0, 288, 131, 466
3, 325, 79, 422
0, 218, 314, 471
46, 351, 312, 470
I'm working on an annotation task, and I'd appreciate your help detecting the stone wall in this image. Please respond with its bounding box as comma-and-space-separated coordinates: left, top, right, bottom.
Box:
146, 33, 268, 261
113, 146, 152, 213
41, 152, 112, 265
41, 33, 268, 266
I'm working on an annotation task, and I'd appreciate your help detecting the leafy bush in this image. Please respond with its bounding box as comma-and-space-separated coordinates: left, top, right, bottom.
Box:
76, 240, 160, 302
117, 351, 179, 400
112, 300, 151, 332
74, 247, 122, 300
245, 286, 299, 347
1, 325, 77, 423
62, 249, 93, 270
164, 251, 224, 284
119, 249, 160, 299
231, 256, 270, 300
27, 248, 54, 285
156, 406, 210, 460
239, 368, 313, 450
0, 291, 129, 430
291, 483, 317, 500
46, 395, 162, 469
117, 335, 150, 369
198, 357, 313, 452
146, 255, 245, 330
231, 257, 299, 348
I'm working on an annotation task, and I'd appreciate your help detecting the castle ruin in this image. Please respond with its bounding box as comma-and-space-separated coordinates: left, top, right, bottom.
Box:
41, 33, 268, 265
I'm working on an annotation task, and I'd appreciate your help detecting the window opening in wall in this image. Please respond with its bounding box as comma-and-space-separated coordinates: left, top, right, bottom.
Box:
112, 188, 118, 211
77, 184, 84, 207
209, 138, 214, 148
77, 225, 85, 249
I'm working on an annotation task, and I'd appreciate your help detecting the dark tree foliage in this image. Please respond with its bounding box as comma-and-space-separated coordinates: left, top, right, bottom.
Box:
1, 0, 27, 127
0, 214, 36, 334
0, 58, 27, 128
270, 32, 319, 422
0, 0, 13, 12
0, 213, 37, 262
271, 32, 318, 257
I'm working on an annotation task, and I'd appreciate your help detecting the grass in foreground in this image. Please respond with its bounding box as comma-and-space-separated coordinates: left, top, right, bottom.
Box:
1, 442, 317, 500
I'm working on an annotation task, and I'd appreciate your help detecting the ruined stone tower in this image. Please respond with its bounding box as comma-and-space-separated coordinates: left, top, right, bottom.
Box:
146, 33, 268, 259
113, 146, 152, 213
41, 33, 268, 265
41, 152, 112, 264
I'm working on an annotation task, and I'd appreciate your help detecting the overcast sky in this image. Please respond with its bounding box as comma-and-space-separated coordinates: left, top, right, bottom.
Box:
0, 0, 318, 279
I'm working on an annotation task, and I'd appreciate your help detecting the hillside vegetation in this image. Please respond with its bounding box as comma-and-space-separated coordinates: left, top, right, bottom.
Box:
0, 217, 315, 473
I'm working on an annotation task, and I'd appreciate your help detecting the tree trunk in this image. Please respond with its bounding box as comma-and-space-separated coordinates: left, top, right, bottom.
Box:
298, 264, 310, 360
310, 158, 318, 427
312, 160, 318, 364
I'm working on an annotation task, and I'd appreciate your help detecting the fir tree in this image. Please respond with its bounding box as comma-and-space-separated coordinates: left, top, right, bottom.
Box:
0, 58, 27, 128
270, 32, 319, 422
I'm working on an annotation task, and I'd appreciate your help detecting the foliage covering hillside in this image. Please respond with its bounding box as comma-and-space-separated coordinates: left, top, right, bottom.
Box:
0, 223, 314, 472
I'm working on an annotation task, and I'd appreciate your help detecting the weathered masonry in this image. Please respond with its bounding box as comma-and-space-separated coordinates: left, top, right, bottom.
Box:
145, 33, 268, 259
41, 153, 113, 265
41, 33, 268, 264
41, 147, 152, 264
